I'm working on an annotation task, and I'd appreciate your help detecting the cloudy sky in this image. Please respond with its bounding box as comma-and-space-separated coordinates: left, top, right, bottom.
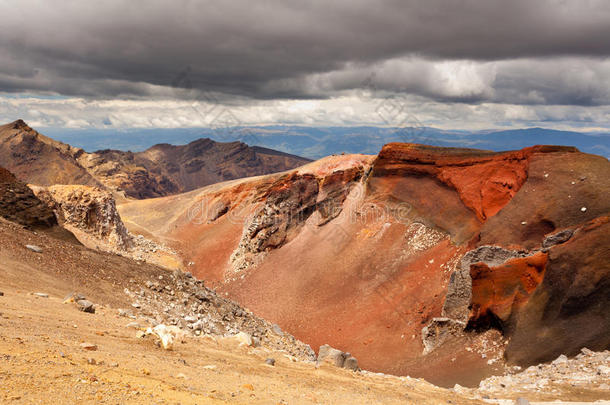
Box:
1, 0, 609, 131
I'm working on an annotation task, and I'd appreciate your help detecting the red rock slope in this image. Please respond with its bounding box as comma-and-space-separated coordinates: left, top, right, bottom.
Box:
118, 143, 610, 385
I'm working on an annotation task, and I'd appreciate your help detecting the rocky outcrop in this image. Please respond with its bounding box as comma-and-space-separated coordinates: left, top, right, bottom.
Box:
442, 246, 529, 323
0, 166, 58, 229
32, 185, 132, 251
229, 167, 364, 274
31, 184, 182, 270
468, 251, 548, 329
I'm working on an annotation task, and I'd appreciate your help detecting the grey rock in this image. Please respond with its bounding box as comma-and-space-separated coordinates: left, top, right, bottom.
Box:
343, 356, 359, 371
317, 344, 358, 370
271, 324, 284, 336
581, 347, 595, 356
421, 317, 466, 354
265, 358, 275, 366
76, 299, 95, 313
64, 292, 86, 302
25, 244, 43, 253
542, 229, 574, 249
33, 292, 49, 298
552, 354, 568, 365
318, 344, 346, 367
118, 308, 133, 317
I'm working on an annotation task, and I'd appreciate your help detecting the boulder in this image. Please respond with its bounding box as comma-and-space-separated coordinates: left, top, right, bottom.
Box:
318, 344, 347, 367
231, 331, 254, 347
343, 356, 359, 371
76, 299, 95, 314
317, 344, 359, 371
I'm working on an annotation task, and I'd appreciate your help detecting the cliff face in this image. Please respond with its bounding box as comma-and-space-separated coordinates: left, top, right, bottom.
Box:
31, 184, 183, 270
32, 185, 133, 252
0, 120, 311, 199
118, 143, 610, 386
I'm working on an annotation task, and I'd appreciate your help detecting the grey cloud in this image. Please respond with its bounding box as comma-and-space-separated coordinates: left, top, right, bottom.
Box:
0, 0, 609, 103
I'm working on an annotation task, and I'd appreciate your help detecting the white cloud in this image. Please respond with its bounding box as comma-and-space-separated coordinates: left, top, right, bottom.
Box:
2, 93, 610, 133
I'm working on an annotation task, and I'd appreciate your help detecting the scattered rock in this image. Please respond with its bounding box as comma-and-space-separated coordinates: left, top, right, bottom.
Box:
421, 317, 466, 354
117, 308, 133, 317
581, 347, 595, 356
87, 358, 97, 365
80, 342, 97, 351
63, 292, 86, 303
317, 344, 358, 371
33, 292, 49, 298
551, 354, 568, 365
126, 322, 140, 329
265, 358, 276, 366
271, 324, 284, 336
231, 331, 254, 347
26, 244, 43, 253
597, 365, 610, 375
146, 324, 185, 350
0, 291, 4, 296
76, 299, 95, 314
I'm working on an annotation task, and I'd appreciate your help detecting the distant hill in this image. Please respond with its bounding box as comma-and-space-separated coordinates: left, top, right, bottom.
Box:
0, 120, 311, 199
42, 125, 610, 159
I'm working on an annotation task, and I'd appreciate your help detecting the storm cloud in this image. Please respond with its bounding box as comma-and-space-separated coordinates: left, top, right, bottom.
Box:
0, 0, 609, 103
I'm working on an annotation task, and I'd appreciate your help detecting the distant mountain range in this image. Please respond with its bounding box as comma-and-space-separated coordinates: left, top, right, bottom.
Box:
0, 120, 310, 199
41, 125, 610, 159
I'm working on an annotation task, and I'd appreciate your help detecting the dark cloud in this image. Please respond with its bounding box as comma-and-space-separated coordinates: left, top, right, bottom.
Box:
0, 0, 609, 104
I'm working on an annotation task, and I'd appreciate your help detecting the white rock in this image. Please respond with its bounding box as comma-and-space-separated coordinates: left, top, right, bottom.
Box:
597, 365, 610, 375
552, 354, 568, 365
231, 331, 254, 347
147, 324, 186, 350
26, 245, 43, 253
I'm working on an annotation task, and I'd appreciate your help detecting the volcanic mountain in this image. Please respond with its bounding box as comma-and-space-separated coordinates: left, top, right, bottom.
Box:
118, 143, 610, 386
0, 120, 310, 199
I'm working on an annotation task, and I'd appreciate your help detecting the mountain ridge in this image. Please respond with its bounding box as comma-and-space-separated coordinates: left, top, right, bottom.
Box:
0, 120, 311, 199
